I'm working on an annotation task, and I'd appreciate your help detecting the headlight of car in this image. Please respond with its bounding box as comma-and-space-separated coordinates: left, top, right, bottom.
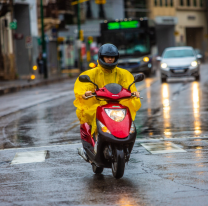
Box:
105, 109, 126, 122
130, 121, 135, 134
161, 63, 168, 69
191, 61, 197, 67
98, 120, 111, 134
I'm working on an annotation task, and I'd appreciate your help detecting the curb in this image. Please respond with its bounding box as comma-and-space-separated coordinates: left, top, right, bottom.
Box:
0, 75, 78, 96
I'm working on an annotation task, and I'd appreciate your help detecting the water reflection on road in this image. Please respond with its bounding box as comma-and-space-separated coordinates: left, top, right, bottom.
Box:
162, 83, 171, 138
192, 82, 201, 136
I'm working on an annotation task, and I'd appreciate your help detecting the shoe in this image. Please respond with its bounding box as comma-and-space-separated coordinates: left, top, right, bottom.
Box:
77, 148, 89, 162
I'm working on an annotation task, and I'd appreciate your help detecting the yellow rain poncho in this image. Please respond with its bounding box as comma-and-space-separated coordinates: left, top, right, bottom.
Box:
73, 63, 141, 135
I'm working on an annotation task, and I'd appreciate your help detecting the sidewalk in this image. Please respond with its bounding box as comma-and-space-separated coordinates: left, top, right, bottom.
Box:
0, 72, 79, 96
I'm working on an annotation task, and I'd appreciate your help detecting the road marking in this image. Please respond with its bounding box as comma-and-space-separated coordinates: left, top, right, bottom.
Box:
11, 150, 47, 165
140, 142, 186, 154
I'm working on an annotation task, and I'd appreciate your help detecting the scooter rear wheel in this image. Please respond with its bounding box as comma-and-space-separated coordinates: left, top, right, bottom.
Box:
112, 148, 125, 179
92, 163, 103, 174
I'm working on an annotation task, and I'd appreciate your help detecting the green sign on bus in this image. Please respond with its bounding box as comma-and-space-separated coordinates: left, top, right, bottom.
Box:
108, 21, 140, 30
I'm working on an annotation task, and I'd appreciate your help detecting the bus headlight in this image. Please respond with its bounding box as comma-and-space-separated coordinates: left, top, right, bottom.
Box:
143, 57, 149, 62
105, 109, 126, 122
191, 61, 197, 67
161, 63, 168, 69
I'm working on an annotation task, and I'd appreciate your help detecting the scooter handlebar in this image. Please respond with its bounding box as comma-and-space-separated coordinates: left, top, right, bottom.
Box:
131, 93, 143, 99
84, 92, 143, 99
84, 94, 97, 99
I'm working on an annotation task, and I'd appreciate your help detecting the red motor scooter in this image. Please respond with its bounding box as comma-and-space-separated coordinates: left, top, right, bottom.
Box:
78, 73, 144, 179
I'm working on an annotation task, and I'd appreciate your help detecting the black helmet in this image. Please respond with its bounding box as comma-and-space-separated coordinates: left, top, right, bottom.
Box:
98, 44, 119, 70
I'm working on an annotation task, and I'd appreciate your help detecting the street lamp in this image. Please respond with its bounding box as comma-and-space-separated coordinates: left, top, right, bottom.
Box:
40, 0, 48, 79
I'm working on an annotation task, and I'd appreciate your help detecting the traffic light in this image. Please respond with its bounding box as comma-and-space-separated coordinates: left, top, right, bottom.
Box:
95, 0, 106, 4
79, 30, 84, 41
88, 36, 93, 44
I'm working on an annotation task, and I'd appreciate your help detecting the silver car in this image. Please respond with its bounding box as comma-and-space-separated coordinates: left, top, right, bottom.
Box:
157, 47, 201, 82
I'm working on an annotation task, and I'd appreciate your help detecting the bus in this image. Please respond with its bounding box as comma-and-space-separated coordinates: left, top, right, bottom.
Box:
100, 18, 156, 76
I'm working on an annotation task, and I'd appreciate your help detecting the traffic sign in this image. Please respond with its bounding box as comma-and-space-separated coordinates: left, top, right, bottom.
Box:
25, 36, 33, 48
10, 21, 17, 30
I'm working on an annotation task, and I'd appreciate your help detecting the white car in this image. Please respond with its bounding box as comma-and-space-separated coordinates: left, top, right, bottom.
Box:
157, 47, 201, 82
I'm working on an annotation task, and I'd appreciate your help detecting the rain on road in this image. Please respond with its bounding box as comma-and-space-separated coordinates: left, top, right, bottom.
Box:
0, 64, 208, 205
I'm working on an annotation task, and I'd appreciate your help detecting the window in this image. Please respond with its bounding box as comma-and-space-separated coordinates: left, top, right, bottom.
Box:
187, 0, 190, 6
193, 0, 197, 6
154, 0, 157, 6
103, 31, 150, 56
180, 0, 184, 6
160, 0, 162, 6
165, 0, 168, 6
200, 0, 204, 7
170, 0, 173, 6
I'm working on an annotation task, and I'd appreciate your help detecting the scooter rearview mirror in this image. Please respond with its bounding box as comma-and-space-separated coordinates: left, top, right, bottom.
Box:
128, 73, 145, 91
79, 75, 91, 83
79, 75, 99, 90
134, 73, 145, 83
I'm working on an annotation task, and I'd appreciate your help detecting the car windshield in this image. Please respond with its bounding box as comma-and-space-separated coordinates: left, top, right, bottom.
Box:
163, 49, 195, 58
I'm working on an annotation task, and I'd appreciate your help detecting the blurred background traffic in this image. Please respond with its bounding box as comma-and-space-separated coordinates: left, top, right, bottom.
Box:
0, 0, 208, 81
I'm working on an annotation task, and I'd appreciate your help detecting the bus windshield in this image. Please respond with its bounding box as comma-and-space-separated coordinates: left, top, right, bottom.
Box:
102, 31, 150, 57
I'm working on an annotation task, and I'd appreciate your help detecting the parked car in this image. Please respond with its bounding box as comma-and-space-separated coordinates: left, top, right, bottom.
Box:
157, 46, 201, 82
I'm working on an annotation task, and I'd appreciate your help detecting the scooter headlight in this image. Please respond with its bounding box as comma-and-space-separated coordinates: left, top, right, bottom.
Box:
105, 109, 126, 122
98, 120, 111, 134
130, 121, 135, 134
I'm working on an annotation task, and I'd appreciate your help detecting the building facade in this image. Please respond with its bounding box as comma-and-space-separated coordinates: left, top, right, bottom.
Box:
37, 0, 74, 76
0, 1, 15, 80
148, 0, 208, 55
14, 0, 38, 79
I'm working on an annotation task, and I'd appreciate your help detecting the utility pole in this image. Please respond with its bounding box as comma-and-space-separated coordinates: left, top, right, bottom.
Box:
9, 0, 16, 80
77, 0, 83, 71
40, 0, 48, 79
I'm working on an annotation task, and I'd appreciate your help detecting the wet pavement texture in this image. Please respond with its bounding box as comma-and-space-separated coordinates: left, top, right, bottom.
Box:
0, 64, 208, 205
1, 139, 208, 206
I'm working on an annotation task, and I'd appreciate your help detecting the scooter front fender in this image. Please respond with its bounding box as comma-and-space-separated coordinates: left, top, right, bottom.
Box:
96, 119, 137, 144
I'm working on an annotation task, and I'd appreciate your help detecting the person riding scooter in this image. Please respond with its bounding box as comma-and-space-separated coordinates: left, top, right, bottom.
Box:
74, 44, 141, 151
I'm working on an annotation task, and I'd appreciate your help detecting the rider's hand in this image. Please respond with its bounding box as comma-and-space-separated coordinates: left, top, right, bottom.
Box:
133, 91, 140, 98
82, 91, 92, 99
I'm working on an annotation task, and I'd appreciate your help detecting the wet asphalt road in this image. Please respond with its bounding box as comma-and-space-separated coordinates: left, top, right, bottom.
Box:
1, 64, 208, 205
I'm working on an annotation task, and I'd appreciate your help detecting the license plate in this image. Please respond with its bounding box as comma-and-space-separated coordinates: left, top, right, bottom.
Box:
174, 69, 184, 73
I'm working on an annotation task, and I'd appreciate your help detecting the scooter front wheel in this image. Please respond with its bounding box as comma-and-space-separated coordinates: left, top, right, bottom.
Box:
92, 163, 103, 174
112, 148, 125, 179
